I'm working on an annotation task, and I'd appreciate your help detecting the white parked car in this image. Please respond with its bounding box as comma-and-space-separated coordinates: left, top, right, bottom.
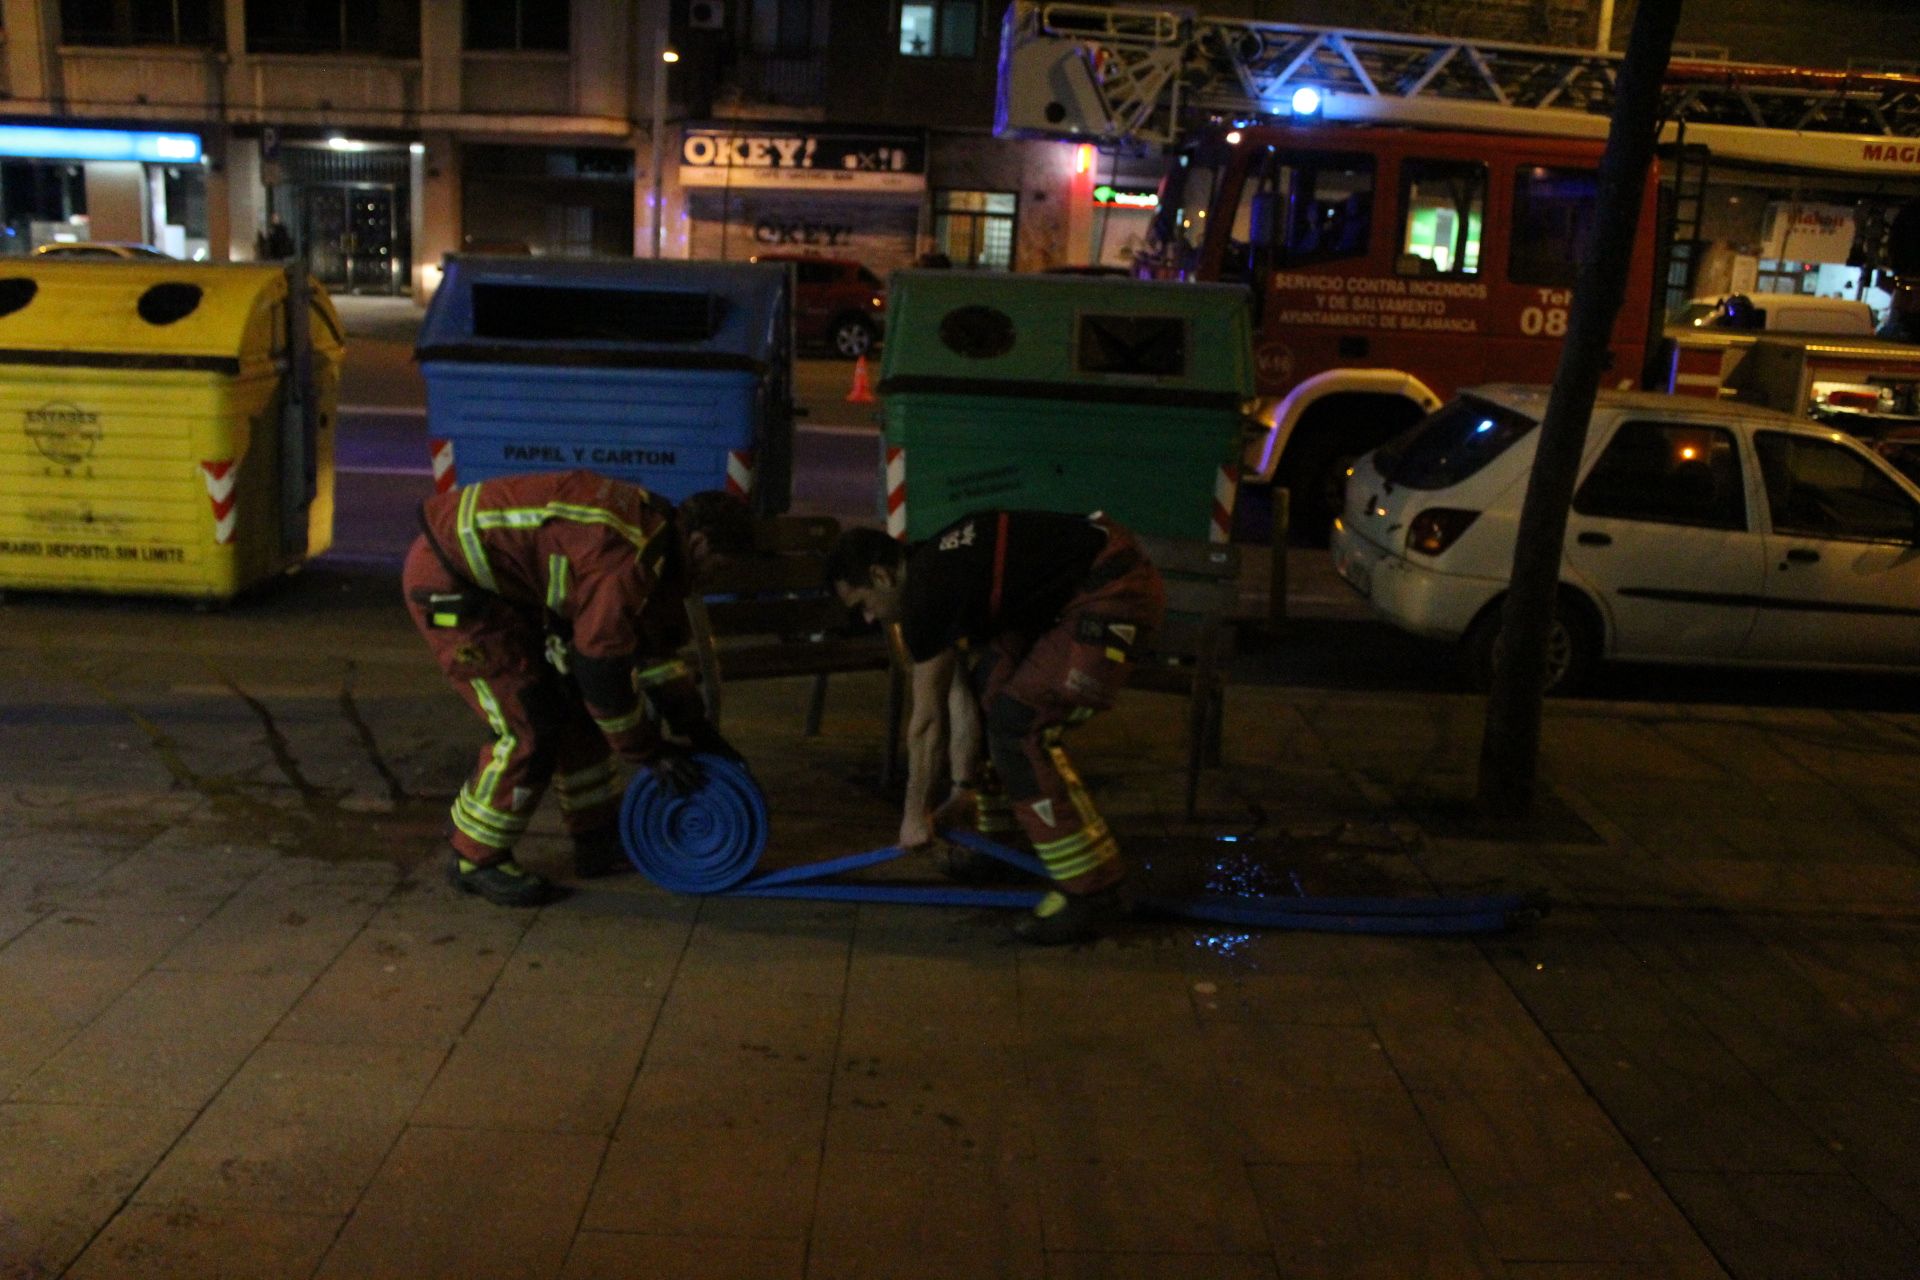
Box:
1669, 292, 1876, 336
1331, 384, 1920, 692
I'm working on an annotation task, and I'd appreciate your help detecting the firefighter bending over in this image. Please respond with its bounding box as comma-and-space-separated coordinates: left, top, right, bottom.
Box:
404, 470, 753, 907
827, 510, 1165, 944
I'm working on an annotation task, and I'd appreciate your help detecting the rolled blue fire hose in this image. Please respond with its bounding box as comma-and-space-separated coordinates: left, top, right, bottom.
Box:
618, 762, 1539, 935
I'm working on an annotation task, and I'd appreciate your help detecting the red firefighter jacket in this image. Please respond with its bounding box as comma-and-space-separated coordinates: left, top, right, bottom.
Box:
419, 470, 697, 755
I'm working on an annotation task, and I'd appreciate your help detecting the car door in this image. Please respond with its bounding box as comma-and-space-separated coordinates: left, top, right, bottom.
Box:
1744, 430, 1920, 666
794, 261, 835, 340
1561, 416, 1765, 660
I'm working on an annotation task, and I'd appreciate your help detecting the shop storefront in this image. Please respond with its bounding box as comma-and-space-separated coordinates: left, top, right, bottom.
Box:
0, 124, 207, 259
265, 136, 413, 295
679, 123, 925, 272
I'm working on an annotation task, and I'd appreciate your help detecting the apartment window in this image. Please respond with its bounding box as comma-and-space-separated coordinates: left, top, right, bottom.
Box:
933, 190, 1016, 270
752, 0, 814, 54
61, 0, 217, 46
245, 0, 420, 56
467, 0, 568, 52
899, 0, 977, 58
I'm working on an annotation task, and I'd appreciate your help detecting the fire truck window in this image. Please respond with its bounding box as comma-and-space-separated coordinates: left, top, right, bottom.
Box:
1511, 166, 1598, 287
1398, 160, 1485, 277
1222, 150, 1373, 282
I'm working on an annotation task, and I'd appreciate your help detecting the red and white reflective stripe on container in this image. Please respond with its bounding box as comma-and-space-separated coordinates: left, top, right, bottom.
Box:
1668, 344, 1726, 398
200, 459, 239, 545
885, 445, 907, 541
725, 449, 756, 500
1210, 463, 1238, 544
428, 438, 457, 493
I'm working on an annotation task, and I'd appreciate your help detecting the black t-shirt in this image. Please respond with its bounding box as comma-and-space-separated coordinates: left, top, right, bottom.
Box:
899, 510, 1107, 661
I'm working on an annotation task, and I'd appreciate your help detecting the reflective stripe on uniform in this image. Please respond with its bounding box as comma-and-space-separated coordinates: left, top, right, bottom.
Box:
555, 760, 619, 812
470, 501, 656, 554
453, 678, 527, 849
453, 782, 527, 849
635, 659, 692, 688
1033, 818, 1118, 882
454, 484, 498, 590
546, 554, 569, 610
595, 704, 649, 736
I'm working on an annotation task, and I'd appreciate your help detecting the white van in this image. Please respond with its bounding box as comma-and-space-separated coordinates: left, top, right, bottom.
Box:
1671, 292, 1876, 336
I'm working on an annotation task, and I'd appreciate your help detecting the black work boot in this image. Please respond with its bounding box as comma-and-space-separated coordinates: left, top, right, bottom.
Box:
1013, 882, 1130, 945
449, 851, 556, 907
572, 829, 632, 879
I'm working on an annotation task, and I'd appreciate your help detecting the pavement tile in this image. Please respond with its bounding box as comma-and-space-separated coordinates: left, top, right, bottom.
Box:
62, 1205, 344, 1280
1023, 1036, 1235, 1163
1488, 909, 1698, 1034
1034, 1156, 1267, 1254
616, 1056, 829, 1154
11, 969, 312, 1108
809, 1150, 1044, 1278
560, 1232, 807, 1279
1553, 1028, 1843, 1175
0, 905, 43, 950
158, 885, 386, 979
641, 960, 847, 1071
1215, 1077, 1443, 1167
827, 1045, 1034, 1157
1184, 967, 1370, 1027
1411, 1089, 1716, 1271
1374, 1010, 1586, 1094
313, 1126, 604, 1280
1247, 1162, 1503, 1279
1042, 1253, 1279, 1280
499, 892, 701, 996
134, 1040, 445, 1214
0, 1101, 196, 1280
1204, 1020, 1402, 1092
1662, 1171, 1920, 1280
583, 1139, 819, 1238
270, 908, 527, 1047
413, 989, 659, 1134
50, 838, 276, 915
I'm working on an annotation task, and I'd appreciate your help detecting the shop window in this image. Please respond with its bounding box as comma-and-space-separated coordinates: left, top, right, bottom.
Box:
245, 0, 420, 56
1510, 165, 1597, 288
932, 190, 1016, 270
899, 0, 977, 57
60, 0, 217, 45
466, 0, 568, 52
1397, 159, 1485, 276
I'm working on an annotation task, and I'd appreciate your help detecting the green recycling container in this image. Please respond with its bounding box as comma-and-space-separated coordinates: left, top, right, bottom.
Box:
877, 271, 1254, 542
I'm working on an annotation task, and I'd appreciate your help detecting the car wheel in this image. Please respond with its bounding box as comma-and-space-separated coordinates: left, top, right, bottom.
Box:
832, 316, 876, 359
1460, 595, 1599, 696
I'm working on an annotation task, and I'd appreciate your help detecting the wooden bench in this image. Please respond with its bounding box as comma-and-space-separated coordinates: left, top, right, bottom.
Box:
684, 515, 908, 784
1129, 536, 1240, 819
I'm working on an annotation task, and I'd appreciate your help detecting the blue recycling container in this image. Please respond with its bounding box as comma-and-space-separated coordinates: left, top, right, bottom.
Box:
416, 256, 793, 512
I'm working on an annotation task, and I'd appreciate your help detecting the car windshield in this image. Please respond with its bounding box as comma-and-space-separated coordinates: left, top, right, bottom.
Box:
1375, 395, 1539, 489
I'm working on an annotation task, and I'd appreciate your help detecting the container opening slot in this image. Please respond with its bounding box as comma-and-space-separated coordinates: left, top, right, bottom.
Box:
1076, 314, 1187, 378
0, 278, 38, 318
471, 284, 726, 343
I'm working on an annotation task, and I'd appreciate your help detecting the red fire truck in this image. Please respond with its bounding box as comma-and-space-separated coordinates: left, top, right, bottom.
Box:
996, 2, 1920, 538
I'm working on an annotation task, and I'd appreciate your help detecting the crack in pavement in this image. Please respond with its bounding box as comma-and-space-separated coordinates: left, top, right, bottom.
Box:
338, 659, 412, 804
203, 658, 340, 808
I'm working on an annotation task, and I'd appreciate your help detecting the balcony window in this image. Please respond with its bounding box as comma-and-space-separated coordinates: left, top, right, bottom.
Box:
245, 0, 421, 57
60, 0, 218, 46
466, 0, 568, 52
899, 0, 976, 58
751, 0, 815, 55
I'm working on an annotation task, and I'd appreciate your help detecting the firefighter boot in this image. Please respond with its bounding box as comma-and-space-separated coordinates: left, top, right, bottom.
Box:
935, 780, 1031, 883
449, 848, 557, 907
1013, 881, 1133, 946
572, 828, 632, 878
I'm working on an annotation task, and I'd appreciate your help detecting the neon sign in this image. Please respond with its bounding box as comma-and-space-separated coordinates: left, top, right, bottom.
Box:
1093, 184, 1159, 211
0, 126, 203, 164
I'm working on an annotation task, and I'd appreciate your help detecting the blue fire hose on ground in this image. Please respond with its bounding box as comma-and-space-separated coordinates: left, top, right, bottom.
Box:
617, 756, 1541, 936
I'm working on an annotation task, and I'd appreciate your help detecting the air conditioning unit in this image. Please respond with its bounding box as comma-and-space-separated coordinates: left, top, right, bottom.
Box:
688, 0, 725, 29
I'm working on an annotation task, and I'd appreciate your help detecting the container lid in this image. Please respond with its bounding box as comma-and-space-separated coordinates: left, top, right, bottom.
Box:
878, 270, 1255, 404
418, 256, 790, 371
0, 261, 340, 374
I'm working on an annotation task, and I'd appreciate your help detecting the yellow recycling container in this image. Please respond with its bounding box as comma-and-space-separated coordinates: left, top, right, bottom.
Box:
0, 260, 343, 600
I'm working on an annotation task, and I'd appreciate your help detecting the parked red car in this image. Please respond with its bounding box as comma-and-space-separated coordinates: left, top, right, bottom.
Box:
752, 253, 886, 358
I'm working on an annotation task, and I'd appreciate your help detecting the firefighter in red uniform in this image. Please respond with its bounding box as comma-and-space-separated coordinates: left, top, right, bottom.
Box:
403, 470, 752, 907
827, 510, 1166, 944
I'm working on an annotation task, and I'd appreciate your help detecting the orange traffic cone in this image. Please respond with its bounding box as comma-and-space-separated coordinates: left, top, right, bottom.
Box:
845, 353, 877, 404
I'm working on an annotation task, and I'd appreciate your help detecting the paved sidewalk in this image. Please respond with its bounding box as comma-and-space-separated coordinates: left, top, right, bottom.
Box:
2, 565, 1918, 1278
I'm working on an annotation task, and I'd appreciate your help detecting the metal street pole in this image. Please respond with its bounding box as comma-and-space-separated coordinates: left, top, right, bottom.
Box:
650, 24, 675, 258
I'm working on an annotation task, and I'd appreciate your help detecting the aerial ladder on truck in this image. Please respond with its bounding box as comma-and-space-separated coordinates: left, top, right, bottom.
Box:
995, 4, 1920, 537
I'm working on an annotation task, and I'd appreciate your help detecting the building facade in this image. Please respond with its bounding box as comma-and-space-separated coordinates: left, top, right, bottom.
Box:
1, 0, 1915, 306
